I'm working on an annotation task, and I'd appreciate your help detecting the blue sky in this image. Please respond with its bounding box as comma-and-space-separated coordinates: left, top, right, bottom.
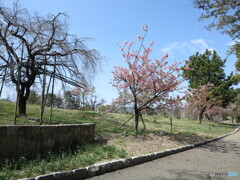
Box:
2, 0, 238, 103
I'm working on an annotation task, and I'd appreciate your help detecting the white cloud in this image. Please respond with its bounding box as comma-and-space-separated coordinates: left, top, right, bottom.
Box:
227, 39, 240, 47
160, 39, 215, 57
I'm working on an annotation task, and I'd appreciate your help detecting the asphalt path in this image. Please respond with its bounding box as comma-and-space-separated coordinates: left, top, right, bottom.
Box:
89, 129, 240, 180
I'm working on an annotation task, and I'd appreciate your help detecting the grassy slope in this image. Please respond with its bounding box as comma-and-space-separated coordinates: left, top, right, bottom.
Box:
0, 100, 236, 138
0, 100, 237, 179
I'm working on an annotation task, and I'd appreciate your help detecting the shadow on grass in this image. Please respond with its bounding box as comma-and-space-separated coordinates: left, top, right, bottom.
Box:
161, 131, 210, 145
48, 114, 137, 141
51, 113, 134, 133
94, 134, 108, 145
0, 143, 91, 167
0, 142, 127, 180
217, 122, 238, 128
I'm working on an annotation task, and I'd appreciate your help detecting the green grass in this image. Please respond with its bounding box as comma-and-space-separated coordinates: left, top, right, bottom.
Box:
149, 116, 236, 136
1, 101, 236, 138
0, 100, 238, 179
0, 100, 237, 141
0, 144, 126, 180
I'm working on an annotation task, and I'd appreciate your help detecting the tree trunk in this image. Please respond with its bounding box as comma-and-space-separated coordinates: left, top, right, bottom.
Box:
18, 85, 30, 117
133, 93, 139, 132
205, 114, 212, 121
134, 109, 139, 132
18, 95, 27, 117
198, 106, 207, 124
231, 116, 234, 123
198, 113, 202, 124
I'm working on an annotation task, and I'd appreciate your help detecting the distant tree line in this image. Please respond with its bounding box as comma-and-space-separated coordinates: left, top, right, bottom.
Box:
27, 86, 105, 111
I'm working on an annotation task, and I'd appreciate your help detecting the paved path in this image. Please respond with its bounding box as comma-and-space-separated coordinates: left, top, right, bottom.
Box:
89, 130, 240, 180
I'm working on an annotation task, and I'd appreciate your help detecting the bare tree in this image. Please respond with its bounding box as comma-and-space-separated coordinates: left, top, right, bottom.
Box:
0, 3, 101, 117
71, 86, 105, 111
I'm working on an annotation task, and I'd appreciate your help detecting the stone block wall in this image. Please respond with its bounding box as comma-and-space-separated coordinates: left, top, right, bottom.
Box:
0, 123, 95, 160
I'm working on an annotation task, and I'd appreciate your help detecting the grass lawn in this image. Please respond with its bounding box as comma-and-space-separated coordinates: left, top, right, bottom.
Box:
0, 100, 238, 179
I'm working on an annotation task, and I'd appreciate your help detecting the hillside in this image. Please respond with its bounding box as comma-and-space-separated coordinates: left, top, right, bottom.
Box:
0, 100, 237, 179
0, 99, 237, 155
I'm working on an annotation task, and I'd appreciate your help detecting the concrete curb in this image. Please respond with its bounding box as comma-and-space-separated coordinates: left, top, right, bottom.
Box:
20, 127, 240, 180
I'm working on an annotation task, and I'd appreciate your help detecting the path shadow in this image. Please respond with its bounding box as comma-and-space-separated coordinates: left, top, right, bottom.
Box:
150, 169, 225, 180
199, 139, 240, 157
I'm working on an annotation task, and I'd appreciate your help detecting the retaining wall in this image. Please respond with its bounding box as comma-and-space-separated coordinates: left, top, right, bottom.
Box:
0, 123, 95, 160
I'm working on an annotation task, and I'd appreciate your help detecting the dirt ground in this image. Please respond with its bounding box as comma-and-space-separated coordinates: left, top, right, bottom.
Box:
90, 130, 240, 180
107, 133, 184, 156
106, 131, 209, 157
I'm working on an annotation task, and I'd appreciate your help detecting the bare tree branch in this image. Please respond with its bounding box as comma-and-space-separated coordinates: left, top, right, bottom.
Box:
0, 2, 101, 116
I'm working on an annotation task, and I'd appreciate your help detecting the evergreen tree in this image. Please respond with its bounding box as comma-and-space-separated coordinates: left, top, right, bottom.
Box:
183, 49, 235, 108
193, 0, 240, 79
183, 50, 226, 89
45, 93, 64, 108
194, 0, 239, 41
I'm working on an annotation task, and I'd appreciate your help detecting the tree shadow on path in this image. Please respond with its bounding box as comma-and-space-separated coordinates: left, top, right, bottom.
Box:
149, 169, 225, 180
199, 139, 240, 157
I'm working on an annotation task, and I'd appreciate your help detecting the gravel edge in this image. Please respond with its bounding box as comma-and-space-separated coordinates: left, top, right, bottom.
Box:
20, 127, 240, 180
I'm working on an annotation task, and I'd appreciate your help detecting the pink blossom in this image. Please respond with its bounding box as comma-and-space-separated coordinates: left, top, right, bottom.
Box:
123, 41, 128, 46
137, 35, 143, 40
164, 66, 169, 70
128, 41, 135, 47
145, 47, 152, 53
142, 25, 148, 31
149, 41, 154, 46
161, 53, 168, 60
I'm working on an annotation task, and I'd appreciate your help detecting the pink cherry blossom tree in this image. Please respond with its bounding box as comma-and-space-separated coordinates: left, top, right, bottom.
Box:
112, 89, 133, 113
185, 83, 222, 123
225, 103, 237, 123
203, 103, 237, 122
111, 25, 184, 132
166, 95, 183, 119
